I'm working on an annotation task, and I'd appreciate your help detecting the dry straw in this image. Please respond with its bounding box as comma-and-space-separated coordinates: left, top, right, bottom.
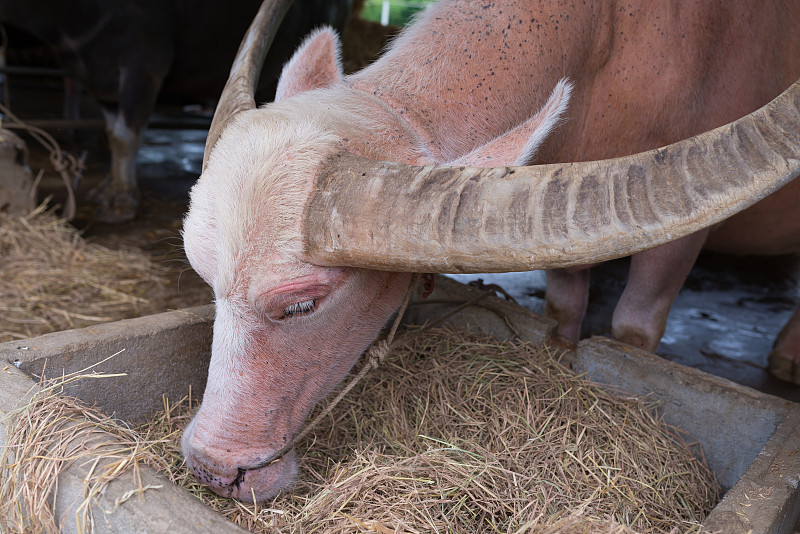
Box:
0, 355, 169, 534
0, 327, 718, 533
0, 205, 168, 342
137, 327, 718, 534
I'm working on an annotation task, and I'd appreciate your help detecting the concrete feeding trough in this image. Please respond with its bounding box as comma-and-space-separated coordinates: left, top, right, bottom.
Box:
1, 276, 799, 533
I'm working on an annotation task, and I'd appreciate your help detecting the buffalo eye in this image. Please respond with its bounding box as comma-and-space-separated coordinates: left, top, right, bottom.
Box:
280, 299, 316, 319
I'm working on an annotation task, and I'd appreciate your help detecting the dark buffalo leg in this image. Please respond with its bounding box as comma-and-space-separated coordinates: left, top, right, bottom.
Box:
93, 62, 166, 223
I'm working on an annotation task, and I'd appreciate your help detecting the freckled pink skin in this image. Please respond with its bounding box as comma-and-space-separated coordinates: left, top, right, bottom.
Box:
182, 0, 800, 501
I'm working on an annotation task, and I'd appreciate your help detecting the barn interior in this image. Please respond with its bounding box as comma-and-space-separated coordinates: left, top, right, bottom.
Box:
3, 18, 797, 402
1, 1, 799, 532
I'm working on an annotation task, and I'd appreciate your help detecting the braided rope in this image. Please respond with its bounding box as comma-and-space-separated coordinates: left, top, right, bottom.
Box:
240, 274, 502, 476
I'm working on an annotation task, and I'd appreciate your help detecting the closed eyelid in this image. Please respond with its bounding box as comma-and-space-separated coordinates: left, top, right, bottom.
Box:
257, 289, 324, 321
281, 299, 316, 319
254, 269, 348, 321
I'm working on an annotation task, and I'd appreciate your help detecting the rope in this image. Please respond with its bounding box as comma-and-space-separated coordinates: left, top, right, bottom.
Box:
238, 275, 505, 478
244, 273, 422, 473
0, 102, 82, 220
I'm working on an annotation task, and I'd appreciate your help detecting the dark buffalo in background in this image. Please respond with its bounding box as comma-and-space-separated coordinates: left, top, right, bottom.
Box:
0, 0, 352, 222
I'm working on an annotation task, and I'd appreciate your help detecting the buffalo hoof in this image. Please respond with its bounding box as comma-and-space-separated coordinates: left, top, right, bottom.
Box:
611, 324, 661, 354
768, 310, 800, 384
88, 178, 139, 223
768, 349, 800, 385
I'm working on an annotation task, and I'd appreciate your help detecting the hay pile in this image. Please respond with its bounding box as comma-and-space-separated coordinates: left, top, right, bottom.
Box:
0, 328, 719, 533
137, 328, 719, 534
0, 205, 168, 342
0, 364, 169, 534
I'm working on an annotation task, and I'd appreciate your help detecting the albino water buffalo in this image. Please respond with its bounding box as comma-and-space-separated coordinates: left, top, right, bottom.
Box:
181, 0, 800, 501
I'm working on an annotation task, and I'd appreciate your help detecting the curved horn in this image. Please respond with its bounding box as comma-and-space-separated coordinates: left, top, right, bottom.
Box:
203, 0, 294, 170
303, 79, 800, 273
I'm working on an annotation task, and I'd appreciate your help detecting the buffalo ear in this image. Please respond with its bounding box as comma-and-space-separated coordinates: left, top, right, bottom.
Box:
276, 27, 343, 101
451, 79, 572, 167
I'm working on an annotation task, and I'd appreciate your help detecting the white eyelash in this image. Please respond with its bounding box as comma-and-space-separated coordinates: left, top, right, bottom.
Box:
282, 299, 316, 318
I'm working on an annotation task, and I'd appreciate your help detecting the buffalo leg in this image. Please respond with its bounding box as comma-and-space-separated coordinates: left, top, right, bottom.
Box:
611, 231, 708, 352
769, 305, 800, 384
94, 108, 140, 222
92, 68, 163, 223
544, 266, 591, 341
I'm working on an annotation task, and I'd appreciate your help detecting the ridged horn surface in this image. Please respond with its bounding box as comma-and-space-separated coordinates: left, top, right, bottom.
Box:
203, 0, 294, 169
302, 79, 800, 273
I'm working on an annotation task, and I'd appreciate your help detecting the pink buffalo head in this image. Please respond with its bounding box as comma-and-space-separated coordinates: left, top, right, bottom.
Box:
179, 65, 416, 499
180, 17, 571, 499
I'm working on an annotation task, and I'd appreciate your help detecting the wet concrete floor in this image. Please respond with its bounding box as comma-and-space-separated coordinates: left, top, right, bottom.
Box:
450, 254, 800, 403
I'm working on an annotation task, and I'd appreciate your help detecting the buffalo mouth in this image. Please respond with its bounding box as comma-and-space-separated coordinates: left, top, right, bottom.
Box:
186, 447, 299, 502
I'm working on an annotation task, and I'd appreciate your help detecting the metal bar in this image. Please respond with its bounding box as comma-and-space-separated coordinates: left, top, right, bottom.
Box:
22, 116, 211, 131
0, 65, 68, 77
